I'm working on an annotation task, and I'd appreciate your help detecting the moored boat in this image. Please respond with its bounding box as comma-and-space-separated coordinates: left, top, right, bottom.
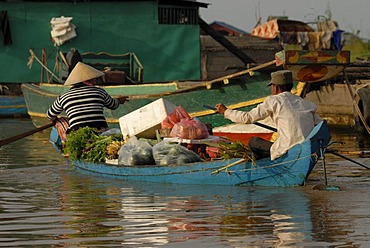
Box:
0, 84, 28, 118
353, 83, 370, 134
22, 49, 350, 132
49, 120, 331, 187
0, 95, 28, 118
21, 61, 278, 128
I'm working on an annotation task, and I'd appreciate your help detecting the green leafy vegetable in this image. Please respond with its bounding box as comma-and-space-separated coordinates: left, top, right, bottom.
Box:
64, 127, 123, 163
64, 127, 99, 161
205, 140, 256, 163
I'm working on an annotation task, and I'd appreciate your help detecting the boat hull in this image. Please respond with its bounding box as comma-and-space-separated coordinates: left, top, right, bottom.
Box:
0, 95, 28, 117
50, 121, 330, 187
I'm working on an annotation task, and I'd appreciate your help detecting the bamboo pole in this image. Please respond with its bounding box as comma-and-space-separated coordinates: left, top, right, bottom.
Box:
211, 158, 246, 175
28, 49, 61, 83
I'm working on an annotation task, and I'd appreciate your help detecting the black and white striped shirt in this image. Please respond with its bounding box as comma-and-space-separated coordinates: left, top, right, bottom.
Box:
47, 84, 120, 131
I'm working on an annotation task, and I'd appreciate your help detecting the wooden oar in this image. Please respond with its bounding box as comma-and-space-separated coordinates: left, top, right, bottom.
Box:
251, 122, 277, 132
334, 150, 370, 156
326, 149, 370, 170
202, 104, 277, 132
0, 122, 54, 147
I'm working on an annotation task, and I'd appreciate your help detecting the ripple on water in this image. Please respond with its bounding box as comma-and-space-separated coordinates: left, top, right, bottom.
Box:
0, 119, 369, 246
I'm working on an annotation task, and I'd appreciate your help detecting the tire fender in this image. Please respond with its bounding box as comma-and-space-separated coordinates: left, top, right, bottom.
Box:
355, 86, 370, 134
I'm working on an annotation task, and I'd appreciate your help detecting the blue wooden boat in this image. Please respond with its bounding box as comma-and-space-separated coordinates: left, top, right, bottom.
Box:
50, 121, 331, 187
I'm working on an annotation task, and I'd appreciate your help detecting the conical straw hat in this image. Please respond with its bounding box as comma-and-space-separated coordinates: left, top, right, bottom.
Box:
64, 62, 104, 86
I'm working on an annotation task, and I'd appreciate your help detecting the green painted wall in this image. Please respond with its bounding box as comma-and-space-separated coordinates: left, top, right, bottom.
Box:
0, 1, 201, 83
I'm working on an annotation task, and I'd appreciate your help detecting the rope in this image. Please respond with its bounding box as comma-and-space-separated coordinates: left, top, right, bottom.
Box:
233, 154, 314, 173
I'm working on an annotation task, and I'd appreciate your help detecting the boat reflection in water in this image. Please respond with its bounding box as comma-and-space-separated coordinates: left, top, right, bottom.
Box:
53, 168, 359, 247
0, 118, 63, 168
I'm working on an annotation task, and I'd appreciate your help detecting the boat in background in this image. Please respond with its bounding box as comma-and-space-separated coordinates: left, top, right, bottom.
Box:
0, 95, 28, 118
50, 120, 331, 187
21, 49, 351, 136
211, 49, 352, 141
0, 84, 28, 118
305, 55, 370, 134
21, 60, 278, 129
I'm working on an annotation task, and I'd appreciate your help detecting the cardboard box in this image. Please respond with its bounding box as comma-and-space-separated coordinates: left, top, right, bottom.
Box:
119, 98, 177, 139
104, 71, 126, 84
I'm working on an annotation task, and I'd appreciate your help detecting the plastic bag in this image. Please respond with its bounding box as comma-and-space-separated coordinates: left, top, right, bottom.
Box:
161, 106, 191, 129
101, 128, 121, 136
170, 118, 209, 139
118, 136, 155, 166
152, 141, 202, 166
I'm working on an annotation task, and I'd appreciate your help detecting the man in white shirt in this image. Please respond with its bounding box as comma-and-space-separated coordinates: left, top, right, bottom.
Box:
215, 70, 322, 160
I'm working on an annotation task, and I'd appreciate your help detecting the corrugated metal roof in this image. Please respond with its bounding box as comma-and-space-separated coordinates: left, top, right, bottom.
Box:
276, 19, 314, 32
210, 21, 248, 35
13, 0, 208, 8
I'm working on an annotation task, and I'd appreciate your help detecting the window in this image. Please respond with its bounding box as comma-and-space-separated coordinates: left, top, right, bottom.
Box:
158, 5, 198, 25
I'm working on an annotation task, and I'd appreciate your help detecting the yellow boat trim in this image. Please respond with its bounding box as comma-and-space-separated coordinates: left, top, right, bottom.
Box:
40, 82, 179, 90
0, 105, 27, 109
28, 111, 47, 118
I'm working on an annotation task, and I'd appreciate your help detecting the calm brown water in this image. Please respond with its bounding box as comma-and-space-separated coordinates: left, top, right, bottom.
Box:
0, 118, 369, 247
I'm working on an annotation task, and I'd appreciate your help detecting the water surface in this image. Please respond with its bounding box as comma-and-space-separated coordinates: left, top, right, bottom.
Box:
0, 118, 369, 247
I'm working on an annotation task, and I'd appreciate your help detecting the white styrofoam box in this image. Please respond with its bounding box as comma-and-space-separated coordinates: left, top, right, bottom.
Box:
53, 29, 77, 46
119, 98, 177, 139
50, 16, 73, 25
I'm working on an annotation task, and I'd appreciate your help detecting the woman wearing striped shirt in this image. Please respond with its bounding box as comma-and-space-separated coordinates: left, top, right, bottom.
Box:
47, 62, 128, 133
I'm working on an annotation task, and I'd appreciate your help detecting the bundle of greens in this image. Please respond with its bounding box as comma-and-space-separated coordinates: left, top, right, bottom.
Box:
64, 127, 123, 163
206, 140, 256, 163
